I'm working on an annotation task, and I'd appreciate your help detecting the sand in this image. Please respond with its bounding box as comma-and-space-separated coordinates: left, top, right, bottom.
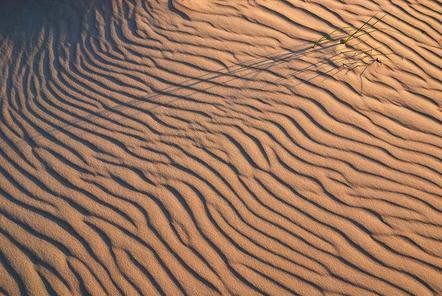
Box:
0, 0, 441, 295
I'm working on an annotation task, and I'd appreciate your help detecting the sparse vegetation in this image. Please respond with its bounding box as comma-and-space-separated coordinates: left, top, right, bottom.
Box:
313, 13, 387, 48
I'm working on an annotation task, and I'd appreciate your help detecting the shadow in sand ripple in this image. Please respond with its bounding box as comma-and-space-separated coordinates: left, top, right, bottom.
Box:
1, 0, 441, 295
0, 0, 104, 44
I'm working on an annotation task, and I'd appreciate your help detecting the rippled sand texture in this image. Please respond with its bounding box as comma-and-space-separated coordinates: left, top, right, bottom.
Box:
1, 0, 441, 295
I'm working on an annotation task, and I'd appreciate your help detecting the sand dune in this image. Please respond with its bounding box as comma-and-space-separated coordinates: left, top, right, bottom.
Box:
0, 0, 441, 295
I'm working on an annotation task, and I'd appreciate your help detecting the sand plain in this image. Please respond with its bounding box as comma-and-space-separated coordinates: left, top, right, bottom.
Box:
0, 0, 441, 295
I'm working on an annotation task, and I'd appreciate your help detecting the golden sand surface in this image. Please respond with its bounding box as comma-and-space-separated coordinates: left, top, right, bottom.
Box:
0, 0, 441, 295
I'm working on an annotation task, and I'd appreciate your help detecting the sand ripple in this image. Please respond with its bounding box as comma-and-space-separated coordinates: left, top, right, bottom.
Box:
0, 0, 441, 295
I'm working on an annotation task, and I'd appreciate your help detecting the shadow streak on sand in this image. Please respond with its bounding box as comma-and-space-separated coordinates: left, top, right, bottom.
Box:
10, 35, 389, 152
2, 1, 385, 151
11, 41, 331, 150
1, 0, 386, 152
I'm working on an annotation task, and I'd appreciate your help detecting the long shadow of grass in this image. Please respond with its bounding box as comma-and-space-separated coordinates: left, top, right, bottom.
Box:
8, 20, 391, 149
277, 44, 390, 83
10, 39, 338, 149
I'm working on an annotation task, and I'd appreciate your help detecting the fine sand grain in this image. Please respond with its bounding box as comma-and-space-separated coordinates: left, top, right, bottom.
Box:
0, 0, 441, 295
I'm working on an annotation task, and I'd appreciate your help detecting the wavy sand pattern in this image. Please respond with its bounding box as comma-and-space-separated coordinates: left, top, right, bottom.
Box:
0, 0, 441, 295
